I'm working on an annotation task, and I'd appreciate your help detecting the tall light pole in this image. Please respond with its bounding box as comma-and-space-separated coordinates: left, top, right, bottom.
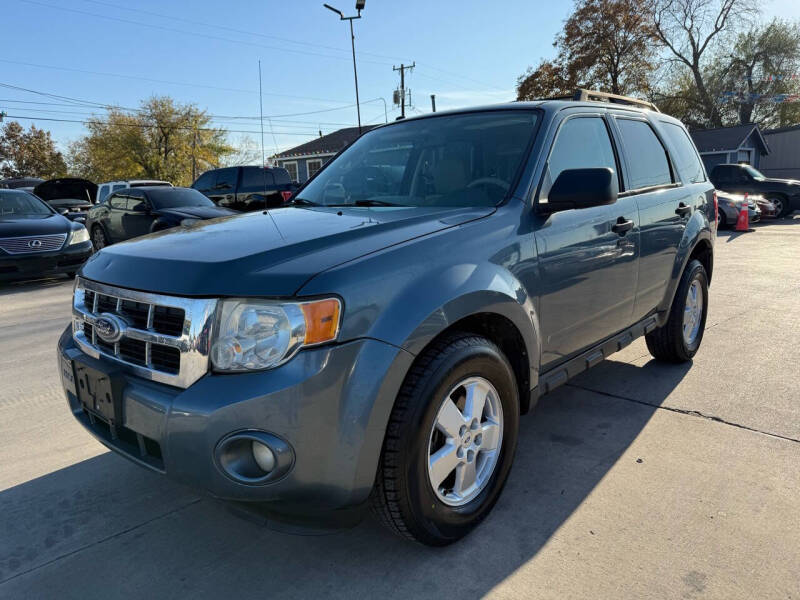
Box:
324, 1, 364, 134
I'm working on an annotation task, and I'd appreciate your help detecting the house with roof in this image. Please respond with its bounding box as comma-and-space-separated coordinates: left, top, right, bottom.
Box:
270, 125, 377, 183
760, 124, 800, 180
689, 123, 770, 173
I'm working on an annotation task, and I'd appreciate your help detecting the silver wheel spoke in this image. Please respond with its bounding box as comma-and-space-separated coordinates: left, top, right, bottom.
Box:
454, 460, 477, 496
480, 422, 501, 451
463, 381, 488, 422
429, 443, 461, 488
435, 398, 465, 438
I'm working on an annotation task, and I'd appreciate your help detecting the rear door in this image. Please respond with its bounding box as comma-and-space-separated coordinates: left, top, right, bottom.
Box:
609, 115, 688, 320
534, 112, 640, 368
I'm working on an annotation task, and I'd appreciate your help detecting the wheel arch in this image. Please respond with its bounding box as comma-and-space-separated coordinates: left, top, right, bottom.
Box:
657, 226, 714, 325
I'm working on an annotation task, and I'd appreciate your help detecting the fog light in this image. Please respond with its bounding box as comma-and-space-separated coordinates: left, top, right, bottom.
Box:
252, 440, 275, 472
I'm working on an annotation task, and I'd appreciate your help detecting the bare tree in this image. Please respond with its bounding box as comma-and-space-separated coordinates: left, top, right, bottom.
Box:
652, 0, 757, 127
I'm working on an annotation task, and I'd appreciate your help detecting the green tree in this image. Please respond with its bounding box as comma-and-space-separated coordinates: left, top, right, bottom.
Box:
517, 0, 657, 100
69, 96, 233, 186
651, 0, 758, 128
0, 121, 67, 179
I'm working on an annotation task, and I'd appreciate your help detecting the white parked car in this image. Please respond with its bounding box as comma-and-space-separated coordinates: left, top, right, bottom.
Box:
96, 180, 172, 204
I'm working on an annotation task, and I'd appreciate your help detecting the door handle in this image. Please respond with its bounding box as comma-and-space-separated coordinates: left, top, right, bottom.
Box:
225, 194, 233, 200
612, 216, 634, 235
675, 202, 692, 217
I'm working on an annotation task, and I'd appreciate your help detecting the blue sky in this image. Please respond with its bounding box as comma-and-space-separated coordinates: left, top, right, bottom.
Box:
2, 0, 799, 158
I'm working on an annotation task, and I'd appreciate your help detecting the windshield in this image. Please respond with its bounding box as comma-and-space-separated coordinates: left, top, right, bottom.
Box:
147, 188, 214, 210
743, 165, 765, 180
297, 110, 539, 208
0, 190, 54, 217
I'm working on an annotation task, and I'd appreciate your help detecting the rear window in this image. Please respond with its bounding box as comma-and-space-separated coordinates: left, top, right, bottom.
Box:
616, 119, 672, 190
241, 167, 274, 190
660, 122, 705, 184
272, 168, 291, 185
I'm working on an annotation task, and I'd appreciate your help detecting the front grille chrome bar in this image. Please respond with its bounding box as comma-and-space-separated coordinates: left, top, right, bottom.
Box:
72, 277, 218, 389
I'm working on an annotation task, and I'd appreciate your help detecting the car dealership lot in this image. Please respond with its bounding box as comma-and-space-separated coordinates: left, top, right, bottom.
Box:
1, 220, 798, 599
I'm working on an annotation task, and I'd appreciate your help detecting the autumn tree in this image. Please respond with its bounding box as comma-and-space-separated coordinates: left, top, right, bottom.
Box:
0, 121, 67, 179
517, 0, 657, 100
651, 0, 757, 128
69, 96, 233, 186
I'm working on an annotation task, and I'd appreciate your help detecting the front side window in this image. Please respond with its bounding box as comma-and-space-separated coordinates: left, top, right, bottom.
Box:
742, 165, 765, 180
542, 116, 617, 199
192, 171, 215, 191
296, 111, 539, 207
127, 190, 148, 212
616, 119, 672, 190
108, 194, 127, 210
215, 168, 237, 190
661, 122, 706, 184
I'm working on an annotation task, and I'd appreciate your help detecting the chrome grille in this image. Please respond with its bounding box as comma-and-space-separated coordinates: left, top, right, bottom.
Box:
0, 233, 67, 254
72, 278, 218, 388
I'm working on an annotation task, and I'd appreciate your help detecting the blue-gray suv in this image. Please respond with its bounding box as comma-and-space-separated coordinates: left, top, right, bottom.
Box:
58, 95, 715, 545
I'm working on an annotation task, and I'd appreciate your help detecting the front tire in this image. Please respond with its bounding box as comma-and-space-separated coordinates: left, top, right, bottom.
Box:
91, 225, 108, 251
646, 259, 709, 362
767, 194, 790, 218
371, 332, 520, 545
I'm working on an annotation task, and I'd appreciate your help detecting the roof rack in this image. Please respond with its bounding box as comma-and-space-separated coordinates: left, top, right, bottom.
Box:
570, 88, 660, 112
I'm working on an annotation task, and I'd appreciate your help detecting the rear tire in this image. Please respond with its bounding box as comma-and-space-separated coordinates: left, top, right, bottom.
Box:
717, 209, 727, 229
371, 332, 520, 546
646, 259, 709, 363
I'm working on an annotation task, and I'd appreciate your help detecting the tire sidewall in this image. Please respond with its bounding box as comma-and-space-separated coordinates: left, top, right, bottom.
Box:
676, 260, 709, 358
400, 341, 519, 543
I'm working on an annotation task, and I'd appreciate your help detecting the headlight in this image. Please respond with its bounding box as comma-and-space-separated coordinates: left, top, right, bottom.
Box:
210, 298, 341, 372
68, 226, 90, 245
181, 218, 200, 227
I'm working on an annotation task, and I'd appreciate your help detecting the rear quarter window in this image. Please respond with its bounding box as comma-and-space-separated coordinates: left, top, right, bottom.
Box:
660, 122, 706, 184
616, 119, 673, 190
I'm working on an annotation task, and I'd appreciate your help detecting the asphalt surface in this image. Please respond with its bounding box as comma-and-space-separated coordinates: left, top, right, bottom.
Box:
1, 218, 798, 599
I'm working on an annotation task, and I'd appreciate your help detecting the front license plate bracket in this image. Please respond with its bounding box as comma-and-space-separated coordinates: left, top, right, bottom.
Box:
74, 362, 125, 436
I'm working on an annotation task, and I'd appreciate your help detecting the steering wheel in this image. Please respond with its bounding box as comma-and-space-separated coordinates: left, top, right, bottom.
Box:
466, 177, 510, 192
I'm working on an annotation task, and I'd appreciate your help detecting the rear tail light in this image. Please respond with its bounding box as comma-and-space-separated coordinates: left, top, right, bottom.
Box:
280, 191, 293, 203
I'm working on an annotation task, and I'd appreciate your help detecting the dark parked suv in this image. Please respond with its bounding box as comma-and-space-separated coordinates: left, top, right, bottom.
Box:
58, 92, 715, 545
191, 166, 297, 212
709, 163, 800, 217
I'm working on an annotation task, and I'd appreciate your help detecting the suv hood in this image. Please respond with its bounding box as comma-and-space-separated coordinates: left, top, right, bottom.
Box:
81, 205, 493, 296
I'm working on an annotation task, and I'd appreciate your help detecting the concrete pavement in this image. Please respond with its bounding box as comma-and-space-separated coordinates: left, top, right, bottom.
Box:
1, 219, 798, 599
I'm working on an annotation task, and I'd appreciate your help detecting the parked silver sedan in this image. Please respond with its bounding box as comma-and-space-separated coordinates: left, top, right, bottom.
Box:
717, 191, 761, 228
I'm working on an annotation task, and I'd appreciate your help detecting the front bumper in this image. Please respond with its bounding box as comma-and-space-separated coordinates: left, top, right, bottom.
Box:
58, 327, 413, 517
0, 241, 92, 281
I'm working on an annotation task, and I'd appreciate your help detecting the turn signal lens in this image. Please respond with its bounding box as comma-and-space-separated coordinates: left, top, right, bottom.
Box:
301, 299, 341, 345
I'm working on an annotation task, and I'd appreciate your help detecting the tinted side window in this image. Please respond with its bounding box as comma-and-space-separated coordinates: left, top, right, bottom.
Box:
126, 189, 148, 212
272, 168, 291, 185
215, 168, 238, 190
241, 167, 274, 190
616, 119, 672, 190
193, 171, 215, 191
543, 117, 617, 197
660, 122, 706, 184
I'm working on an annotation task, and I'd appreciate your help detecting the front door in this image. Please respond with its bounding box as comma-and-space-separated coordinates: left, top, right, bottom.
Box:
120, 189, 153, 240
533, 113, 640, 369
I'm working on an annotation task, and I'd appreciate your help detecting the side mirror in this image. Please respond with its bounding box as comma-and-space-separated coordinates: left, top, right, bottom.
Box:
539, 167, 618, 213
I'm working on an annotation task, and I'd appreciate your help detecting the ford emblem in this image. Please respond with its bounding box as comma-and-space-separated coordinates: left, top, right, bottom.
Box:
94, 313, 126, 343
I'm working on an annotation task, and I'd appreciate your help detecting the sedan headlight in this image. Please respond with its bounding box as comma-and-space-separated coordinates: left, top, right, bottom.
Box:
181, 218, 200, 227
210, 298, 341, 371
68, 225, 90, 245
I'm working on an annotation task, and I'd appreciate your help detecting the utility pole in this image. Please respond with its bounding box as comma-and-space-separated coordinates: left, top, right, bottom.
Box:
324, 2, 365, 134
393, 62, 415, 118
430, 94, 436, 112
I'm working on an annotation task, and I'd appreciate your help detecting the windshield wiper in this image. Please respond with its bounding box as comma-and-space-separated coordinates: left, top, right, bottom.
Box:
290, 197, 319, 206
328, 200, 406, 207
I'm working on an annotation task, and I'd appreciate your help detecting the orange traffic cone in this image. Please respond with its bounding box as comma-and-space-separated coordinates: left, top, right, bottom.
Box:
735, 193, 750, 231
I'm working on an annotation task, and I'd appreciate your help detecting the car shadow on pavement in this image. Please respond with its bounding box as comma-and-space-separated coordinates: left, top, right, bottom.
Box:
0, 358, 691, 599
0, 276, 72, 296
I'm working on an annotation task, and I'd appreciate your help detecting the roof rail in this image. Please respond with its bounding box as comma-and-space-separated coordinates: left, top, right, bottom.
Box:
570, 88, 660, 112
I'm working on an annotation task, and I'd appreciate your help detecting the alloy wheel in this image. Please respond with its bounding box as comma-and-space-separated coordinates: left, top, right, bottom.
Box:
682, 279, 704, 346
427, 376, 503, 507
